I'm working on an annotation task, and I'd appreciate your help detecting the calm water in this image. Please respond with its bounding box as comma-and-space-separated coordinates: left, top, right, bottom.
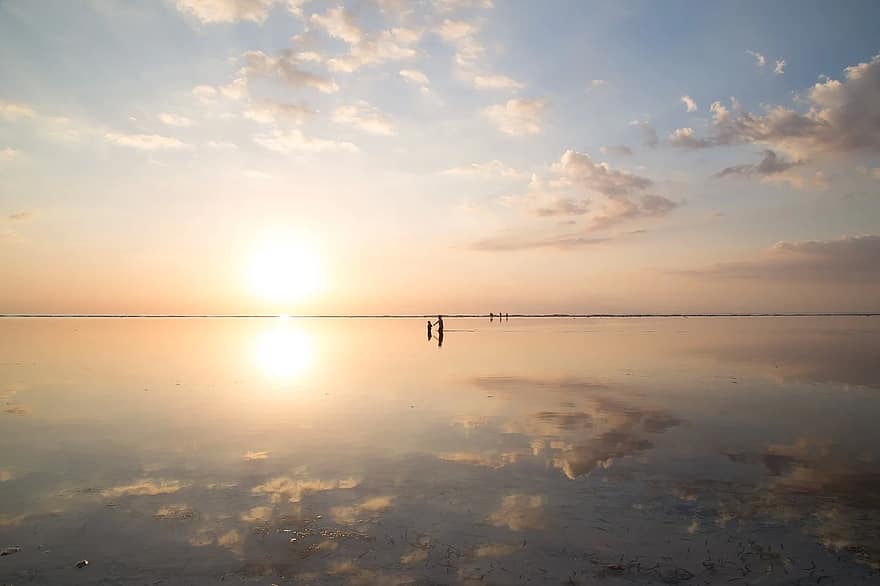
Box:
1, 317, 879, 584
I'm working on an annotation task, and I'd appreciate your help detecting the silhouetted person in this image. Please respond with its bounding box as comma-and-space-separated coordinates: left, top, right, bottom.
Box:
427, 320, 433, 340
436, 315, 444, 333
490, 312, 494, 322
437, 327, 444, 347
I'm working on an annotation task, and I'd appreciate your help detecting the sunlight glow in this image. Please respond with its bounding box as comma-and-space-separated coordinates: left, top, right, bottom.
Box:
247, 238, 322, 306
252, 321, 314, 382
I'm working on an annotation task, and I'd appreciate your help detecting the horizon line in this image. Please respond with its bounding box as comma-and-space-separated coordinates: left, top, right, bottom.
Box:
0, 312, 877, 319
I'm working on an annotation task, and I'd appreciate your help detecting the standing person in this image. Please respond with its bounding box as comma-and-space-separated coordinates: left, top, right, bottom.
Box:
436, 315, 444, 333
427, 320, 433, 340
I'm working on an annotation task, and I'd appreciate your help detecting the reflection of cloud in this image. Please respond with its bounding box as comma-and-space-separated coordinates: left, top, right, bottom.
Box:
102, 479, 185, 498
487, 494, 544, 531
0, 469, 15, 482
153, 505, 194, 520
720, 436, 880, 568
330, 496, 393, 525
463, 376, 681, 479
697, 322, 880, 389
240, 505, 273, 523
251, 476, 358, 503
473, 543, 519, 558
243, 450, 269, 461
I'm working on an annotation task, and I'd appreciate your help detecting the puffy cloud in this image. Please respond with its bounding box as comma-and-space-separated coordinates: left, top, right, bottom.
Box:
669, 126, 712, 148
484, 98, 546, 135
599, 145, 633, 157
286, 0, 310, 17
219, 77, 247, 100
253, 128, 358, 153
552, 150, 652, 196
666, 54, 880, 157
158, 112, 193, 127
175, 0, 277, 24
241, 50, 339, 93
440, 160, 525, 179
678, 235, 880, 282
191, 85, 219, 103
746, 49, 766, 68
310, 7, 421, 72
553, 150, 677, 230
629, 119, 658, 147
104, 132, 189, 150
774, 59, 786, 75
399, 68, 429, 85
681, 95, 697, 112
715, 149, 802, 179
331, 102, 394, 135
0, 100, 35, 120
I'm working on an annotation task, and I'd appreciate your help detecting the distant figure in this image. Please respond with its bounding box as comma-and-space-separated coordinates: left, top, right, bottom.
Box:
505, 312, 509, 320
490, 312, 494, 322
427, 320, 433, 340
437, 326, 444, 347
436, 315, 444, 333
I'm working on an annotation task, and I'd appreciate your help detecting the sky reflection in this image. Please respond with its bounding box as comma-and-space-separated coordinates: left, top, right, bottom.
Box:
0, 317, 879, 583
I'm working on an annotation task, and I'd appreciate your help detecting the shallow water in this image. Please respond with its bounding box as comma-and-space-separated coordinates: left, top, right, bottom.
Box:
1, 317, 879, 584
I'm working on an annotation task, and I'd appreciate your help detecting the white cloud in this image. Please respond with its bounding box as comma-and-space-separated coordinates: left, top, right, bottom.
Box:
681, 95, 697, 112
435, 19, 478, 41
485, 99, 546, 136
253, 128, 358, 154
241, 50, 339, 93
158, 112, 193, 127
287, 0, 310, 17
472, 73, 524, 90
669, 127, 712, 148
175, 0, 277, 24
746, 50, 766, 68
219, 77, 247, 100
399, 69, 429, 85
310, 7, 421, 73
0, 100, 36, 120
104, 132, 190, 150
552, 150, 652, 197
192, 85, 219, 103
331, 102, 394, 135
666, 54, 880, 157
774, 59, 786, 75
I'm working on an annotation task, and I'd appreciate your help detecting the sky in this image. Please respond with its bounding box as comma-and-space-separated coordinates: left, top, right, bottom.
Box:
1, 0, 879, 314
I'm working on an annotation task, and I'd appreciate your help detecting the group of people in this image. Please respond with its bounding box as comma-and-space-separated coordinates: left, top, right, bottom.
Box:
489, 312, 509, 321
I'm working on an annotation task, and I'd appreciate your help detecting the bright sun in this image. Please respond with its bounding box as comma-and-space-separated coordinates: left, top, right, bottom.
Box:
247, 238, 321, 306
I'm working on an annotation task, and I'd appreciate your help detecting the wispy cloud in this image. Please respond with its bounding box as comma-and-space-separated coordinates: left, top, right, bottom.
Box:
485, 99, 546, 135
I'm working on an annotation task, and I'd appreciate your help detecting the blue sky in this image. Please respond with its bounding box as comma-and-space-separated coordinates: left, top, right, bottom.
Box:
1, 0, 879, 313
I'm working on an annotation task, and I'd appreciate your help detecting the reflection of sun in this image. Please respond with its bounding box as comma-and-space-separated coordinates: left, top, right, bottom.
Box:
253, 321, 313, 381
248, 237, 321, 305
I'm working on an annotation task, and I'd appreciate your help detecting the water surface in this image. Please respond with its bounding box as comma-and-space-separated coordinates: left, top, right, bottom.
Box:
1, 317, 879, 584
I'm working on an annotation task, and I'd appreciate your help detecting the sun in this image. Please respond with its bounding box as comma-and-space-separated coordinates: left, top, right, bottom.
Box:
247, 238, 321, 306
